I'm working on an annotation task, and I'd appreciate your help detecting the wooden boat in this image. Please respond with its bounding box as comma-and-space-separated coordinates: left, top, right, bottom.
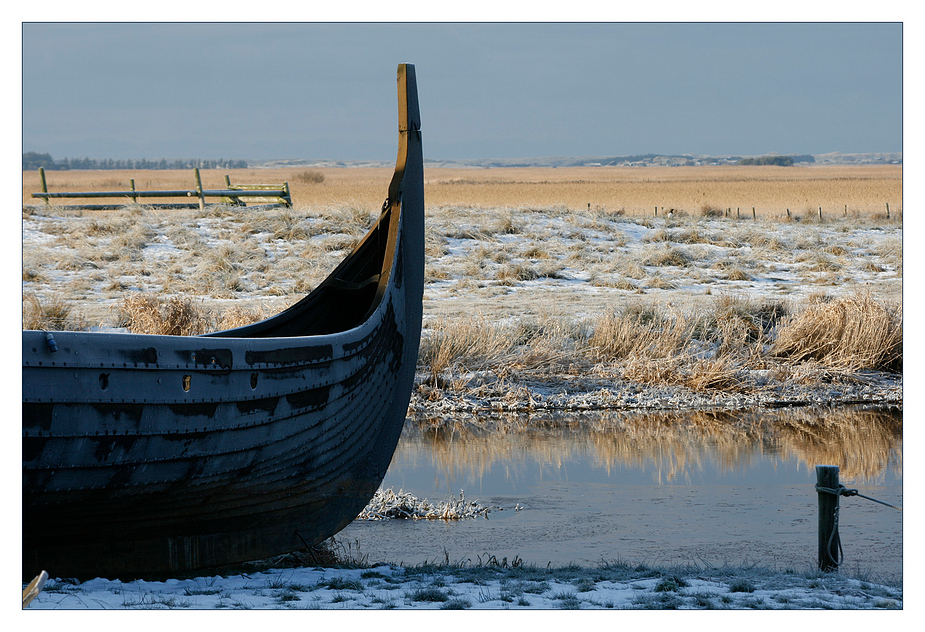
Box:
22, 64, 424, 580
22, 571, 48, 608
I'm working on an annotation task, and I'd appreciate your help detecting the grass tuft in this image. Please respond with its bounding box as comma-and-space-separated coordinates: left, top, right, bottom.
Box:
773, 292, 902, 371
23, 293, 86, 331
293, 170, 325, 184
407, 586, 450, 602
729, 579, 757, 593
117, 294, 210, 336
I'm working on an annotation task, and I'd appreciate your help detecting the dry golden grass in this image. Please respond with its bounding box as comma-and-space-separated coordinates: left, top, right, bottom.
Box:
419, 316, 513, 382
22, 292, 87, 331
116, 294, 211, 336
773, 292, 902, 371
416, 291, 899, 398
103, 286, 901, 394
115, 294, 269, 335
421, 165, 901, 218
589, 310, 689, 361
23, 164, 902, 219
587, 301, 762, 392
22, 163, 902, 403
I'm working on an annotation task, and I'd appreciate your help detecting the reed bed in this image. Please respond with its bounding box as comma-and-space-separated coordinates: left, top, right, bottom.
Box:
23, 165, 902, 219
22, 165, 901, 406
772, 293, 902, 372
105, 275, 892, 404
418, 290, 899, 400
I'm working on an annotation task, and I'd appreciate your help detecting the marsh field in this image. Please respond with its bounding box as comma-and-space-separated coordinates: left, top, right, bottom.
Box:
21, 164, 904, 604
22, 164, 902, 413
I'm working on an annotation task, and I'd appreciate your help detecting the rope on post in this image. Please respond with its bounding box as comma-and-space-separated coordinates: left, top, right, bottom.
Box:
815, 464, 902, 573
816, 465, 842, 571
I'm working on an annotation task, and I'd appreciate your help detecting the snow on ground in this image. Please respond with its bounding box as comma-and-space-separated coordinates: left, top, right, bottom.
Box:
20, 206, 905, 613
24, 562, 902, 610
22, 205, 903, 329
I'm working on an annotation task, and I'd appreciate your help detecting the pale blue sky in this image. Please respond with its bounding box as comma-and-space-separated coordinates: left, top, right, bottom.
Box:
21, 22, 902, 161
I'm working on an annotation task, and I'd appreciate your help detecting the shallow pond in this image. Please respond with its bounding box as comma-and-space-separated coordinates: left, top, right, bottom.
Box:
340, 406, 903, 581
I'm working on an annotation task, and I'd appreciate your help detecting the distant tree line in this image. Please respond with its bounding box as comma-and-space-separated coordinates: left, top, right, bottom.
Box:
23, 152, 248, 171
603, 154, 673, 165
736, 155, 815, 166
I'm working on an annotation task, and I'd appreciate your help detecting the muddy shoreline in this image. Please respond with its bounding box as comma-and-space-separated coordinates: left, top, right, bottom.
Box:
408, 369, 903, 418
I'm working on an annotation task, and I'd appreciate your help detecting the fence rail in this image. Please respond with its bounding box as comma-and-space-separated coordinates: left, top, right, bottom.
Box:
30, 168, 292, 210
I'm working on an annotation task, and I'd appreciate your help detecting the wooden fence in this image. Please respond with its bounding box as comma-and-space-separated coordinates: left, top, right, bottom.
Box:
30, 168, 292, 210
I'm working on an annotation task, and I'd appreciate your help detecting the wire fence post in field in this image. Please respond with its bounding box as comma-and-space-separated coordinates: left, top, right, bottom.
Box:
194, 168, 206, 211
39, 167, 49, 206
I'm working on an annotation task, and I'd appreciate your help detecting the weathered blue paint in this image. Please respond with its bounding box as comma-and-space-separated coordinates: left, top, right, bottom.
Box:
22, 64, 424, 580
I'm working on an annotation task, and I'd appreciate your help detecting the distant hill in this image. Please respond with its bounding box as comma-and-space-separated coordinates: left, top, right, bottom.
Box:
24, 151, 900, 172
252, 152, 901, 169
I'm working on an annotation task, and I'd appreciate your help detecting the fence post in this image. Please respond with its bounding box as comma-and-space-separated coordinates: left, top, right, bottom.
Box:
194, 168, 205, 211
816, 465, 841, 572
752, 207, 756, 220
886, 203, 890, 219
39, 167, 49, 206
130, 179, 137, 204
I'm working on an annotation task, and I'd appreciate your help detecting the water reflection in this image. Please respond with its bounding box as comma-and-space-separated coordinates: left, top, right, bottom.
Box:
405, 406, 902, 487
340, 405, 902, 577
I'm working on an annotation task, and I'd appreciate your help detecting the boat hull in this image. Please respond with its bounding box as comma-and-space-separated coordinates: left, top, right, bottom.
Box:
23, 299, 409, 578
22, 64, 424, 580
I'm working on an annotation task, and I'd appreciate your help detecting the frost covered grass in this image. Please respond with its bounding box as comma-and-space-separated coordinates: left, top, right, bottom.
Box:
356, 488, 494, 521
416, 291, 901, 410
24, 558, 902, 610
22, 174, 902, 406
19, 168, 904, 612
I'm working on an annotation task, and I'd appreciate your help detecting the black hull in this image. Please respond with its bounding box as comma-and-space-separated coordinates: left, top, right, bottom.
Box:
22, 65, 424, 580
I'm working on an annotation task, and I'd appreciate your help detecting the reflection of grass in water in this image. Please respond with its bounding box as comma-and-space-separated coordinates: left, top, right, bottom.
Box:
405, 406, 901, 485
774, 407, 903, 481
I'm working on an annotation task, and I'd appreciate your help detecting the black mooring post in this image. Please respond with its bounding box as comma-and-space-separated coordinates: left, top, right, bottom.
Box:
816, 465, 841, 572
